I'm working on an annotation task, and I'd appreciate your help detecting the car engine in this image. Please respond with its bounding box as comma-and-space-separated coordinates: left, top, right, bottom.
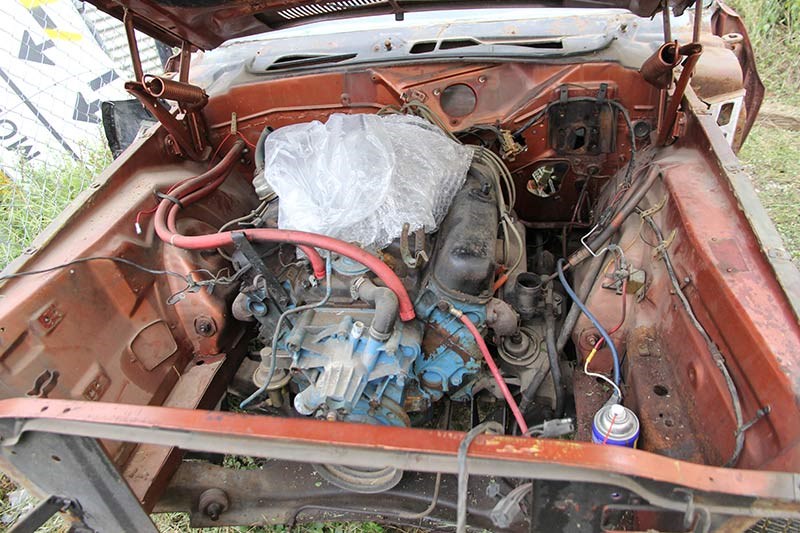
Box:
224, 112, 565, 492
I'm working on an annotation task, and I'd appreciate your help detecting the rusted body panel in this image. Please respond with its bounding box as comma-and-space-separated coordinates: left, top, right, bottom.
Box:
1, 397, 798, 506
0, 6, 796, 528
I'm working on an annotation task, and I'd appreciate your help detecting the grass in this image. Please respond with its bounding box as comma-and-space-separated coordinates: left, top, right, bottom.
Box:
728, 0, 800, 264
727, 0, 800, 107
0, 1, 798, 531
738, 123, 800, 264
0, 137, 112, 266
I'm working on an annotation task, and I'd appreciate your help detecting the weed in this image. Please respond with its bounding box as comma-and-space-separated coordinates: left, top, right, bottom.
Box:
0, 137, 111, 265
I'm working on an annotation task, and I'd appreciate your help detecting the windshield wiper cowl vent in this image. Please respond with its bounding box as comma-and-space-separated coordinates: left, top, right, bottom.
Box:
265, 53, 358, 71
276, 0, 388, 20
409, 37, 564, 55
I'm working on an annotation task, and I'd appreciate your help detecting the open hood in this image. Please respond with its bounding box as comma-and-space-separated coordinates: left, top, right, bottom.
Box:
85, 0, 695, 50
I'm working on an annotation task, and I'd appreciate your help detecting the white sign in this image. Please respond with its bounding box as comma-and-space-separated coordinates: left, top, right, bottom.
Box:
0, 0, 154, 170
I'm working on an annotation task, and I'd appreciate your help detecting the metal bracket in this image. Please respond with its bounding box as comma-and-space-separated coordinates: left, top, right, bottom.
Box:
231, 232, 289, 312
559, 86, 569, 104
400, 223, 428, 269
26, 370, 59, 398
0, 428, 158, 532
8, 495, 86, 533
595, 82, 608, 104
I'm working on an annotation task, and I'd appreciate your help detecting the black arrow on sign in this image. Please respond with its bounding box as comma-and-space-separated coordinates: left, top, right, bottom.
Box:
18, 30, 55, 65
88, 70, 119, 91
73, 93, 101, 124
0, 67, 78, 160
29, 7, 57, 31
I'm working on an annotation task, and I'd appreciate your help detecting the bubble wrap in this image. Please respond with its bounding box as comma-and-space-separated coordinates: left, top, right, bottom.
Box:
262, 113, 473, 248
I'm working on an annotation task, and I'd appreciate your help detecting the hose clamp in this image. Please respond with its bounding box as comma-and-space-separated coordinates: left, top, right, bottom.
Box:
350, 276, 367, 300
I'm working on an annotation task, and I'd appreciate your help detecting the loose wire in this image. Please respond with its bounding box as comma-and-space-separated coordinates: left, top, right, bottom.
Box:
457, 421, 504, 533
0, 255, 244, 306
641, 214, 745, 467
0, 255, 188, 283
556, 258, 621, 388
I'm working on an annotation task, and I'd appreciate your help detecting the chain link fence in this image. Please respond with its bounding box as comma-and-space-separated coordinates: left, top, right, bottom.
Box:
0, 0, 163, 268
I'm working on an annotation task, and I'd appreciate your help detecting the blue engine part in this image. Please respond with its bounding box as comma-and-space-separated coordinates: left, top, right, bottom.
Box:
281, 168, 500, 422
282, 298, 488, 423
409, 166, 498, 401
413, 291, 486, 401
286, 308, 422, 426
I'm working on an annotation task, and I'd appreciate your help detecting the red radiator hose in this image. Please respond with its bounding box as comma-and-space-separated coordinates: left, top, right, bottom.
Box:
458, 313, 529, 434
153, 141, 416, 321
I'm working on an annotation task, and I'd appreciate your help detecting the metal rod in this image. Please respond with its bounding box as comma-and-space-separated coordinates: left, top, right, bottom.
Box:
693, 0, 703, 44
662, 0, 672, 43
657, 44, 703, 145
179, 41, 191, 83
124, 9, 143, 82
521, 220, 592, 229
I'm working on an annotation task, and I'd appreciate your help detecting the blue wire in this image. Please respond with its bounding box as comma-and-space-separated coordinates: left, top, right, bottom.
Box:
556, 258, 621, 387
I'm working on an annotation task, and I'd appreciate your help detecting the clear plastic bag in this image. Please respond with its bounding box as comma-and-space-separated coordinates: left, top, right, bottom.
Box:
262, 113, 473, 248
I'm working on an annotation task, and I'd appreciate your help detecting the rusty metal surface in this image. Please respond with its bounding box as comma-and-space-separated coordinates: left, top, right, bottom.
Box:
640, 42, 681, 90
201, 62, 659, 223
123, 345, 247, 511
711, 1, 765, 150
657, 43, 703, 145
572, 150, 800, 470
0, 54, 794, 521
1, 397, 800, 515
0, 128, 253, 465
84, 0, 686, 50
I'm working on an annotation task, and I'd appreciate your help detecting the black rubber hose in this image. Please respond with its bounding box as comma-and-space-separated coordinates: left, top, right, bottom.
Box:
518, 363, 549, 416
555, 250, 608, 355
569, 166, 661, 268
356, 278, 399, 339
544, 306, 564, 417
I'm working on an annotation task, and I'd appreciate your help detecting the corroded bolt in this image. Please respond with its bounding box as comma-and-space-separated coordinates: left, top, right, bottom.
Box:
206, 502, 223, 521
194, 316, 217, 337
199, 488, 229, 522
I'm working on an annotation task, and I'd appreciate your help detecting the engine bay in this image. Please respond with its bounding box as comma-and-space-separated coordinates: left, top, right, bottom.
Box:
3, 31, 798, 528
129, 58, 745, 492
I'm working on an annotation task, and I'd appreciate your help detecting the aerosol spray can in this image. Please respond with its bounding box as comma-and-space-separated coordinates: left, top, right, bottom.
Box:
591, 403, 640, 447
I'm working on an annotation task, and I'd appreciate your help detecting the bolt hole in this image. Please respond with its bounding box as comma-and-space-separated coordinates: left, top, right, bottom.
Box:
62, 408, 71, 413
653, 384, 669, 397
195, 360, 205, 366
664, 418, 675, 427
40, 406, 48, 412
51, 455, 61, 462
658, 413, 664, 418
